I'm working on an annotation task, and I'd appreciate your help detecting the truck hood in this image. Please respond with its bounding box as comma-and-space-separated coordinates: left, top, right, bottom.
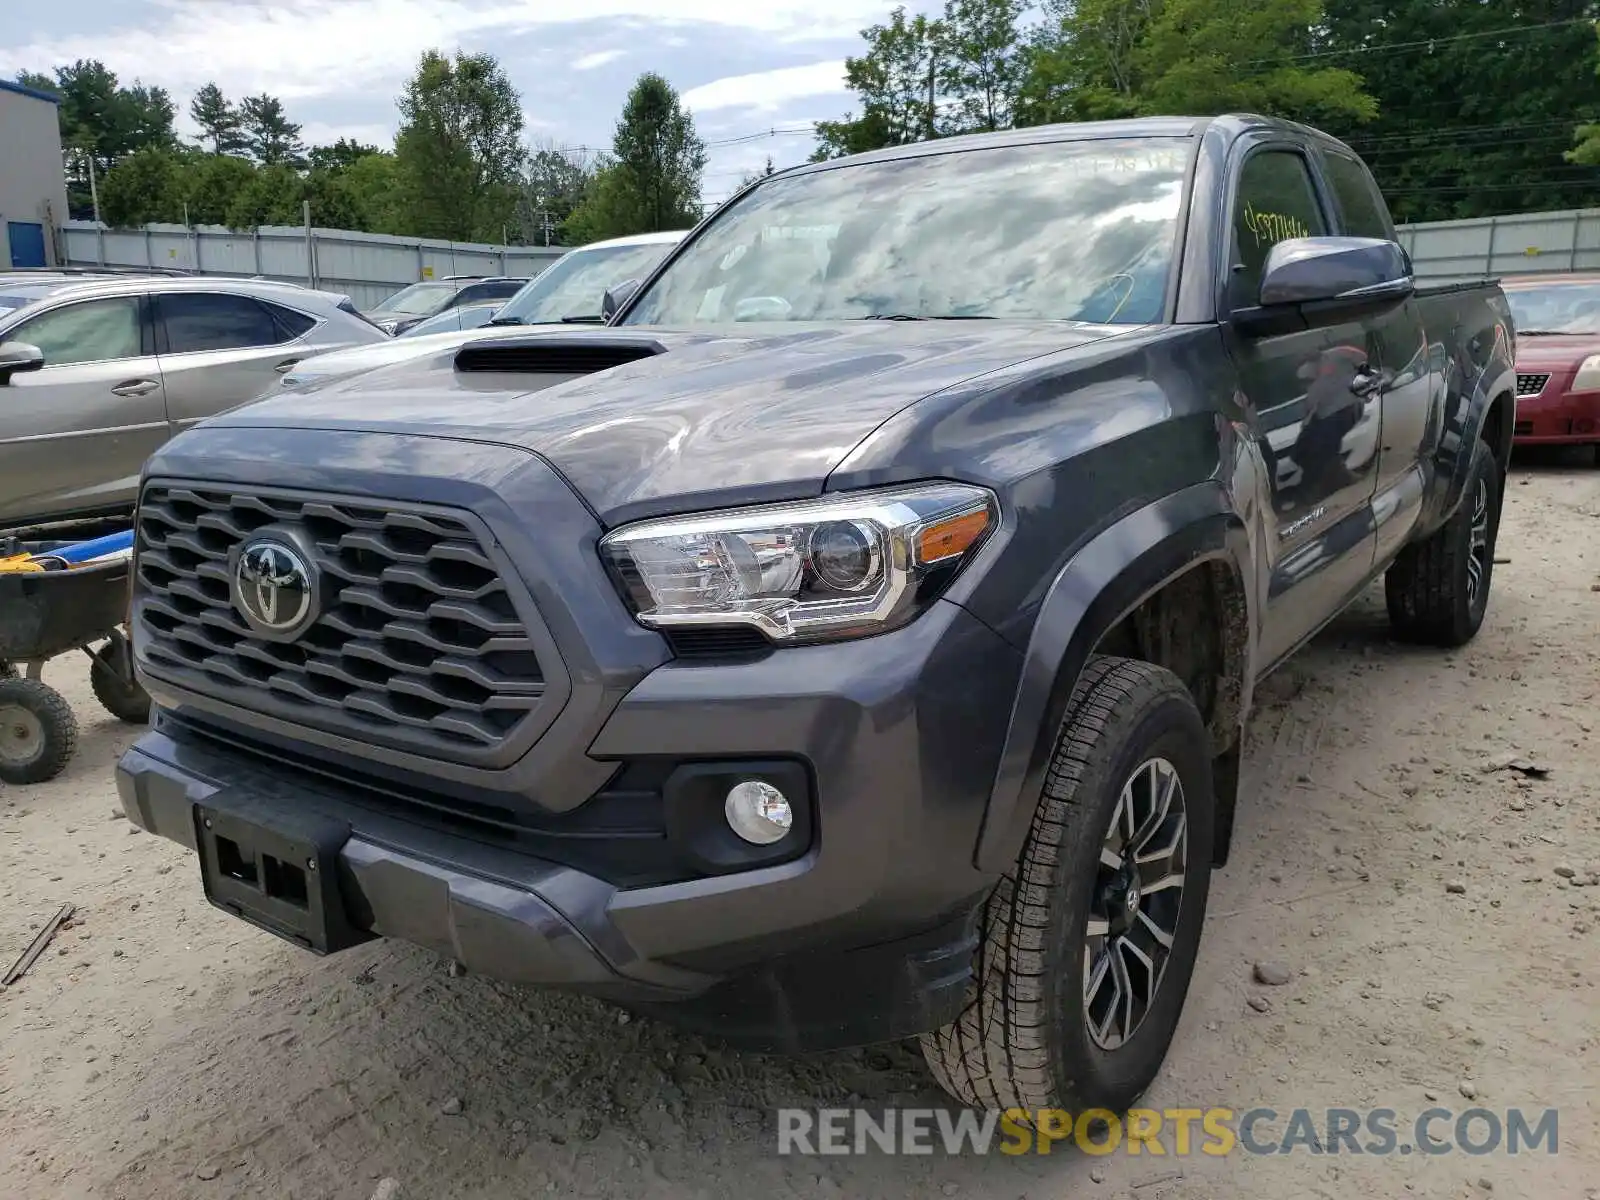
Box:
285, 321, 550, 389
203, 321, 1135, 523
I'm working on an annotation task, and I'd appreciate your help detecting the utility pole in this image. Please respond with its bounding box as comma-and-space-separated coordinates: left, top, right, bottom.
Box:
85, 149, 105, 266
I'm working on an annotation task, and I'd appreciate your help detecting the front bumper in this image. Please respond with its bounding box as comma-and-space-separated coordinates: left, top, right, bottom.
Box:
117, 591, 1021, 1051
1513, 385, 1600, 444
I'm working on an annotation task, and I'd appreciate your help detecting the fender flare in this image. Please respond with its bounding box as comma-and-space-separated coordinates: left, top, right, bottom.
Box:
972, 482, 1255, 874
1428, 363, 1516, 530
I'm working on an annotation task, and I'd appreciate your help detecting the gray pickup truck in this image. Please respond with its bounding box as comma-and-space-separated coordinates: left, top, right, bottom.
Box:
116, 114, 1513, 1116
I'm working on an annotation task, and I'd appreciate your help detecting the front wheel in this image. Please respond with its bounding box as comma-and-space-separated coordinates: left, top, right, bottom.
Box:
921, 656, 1215, 1116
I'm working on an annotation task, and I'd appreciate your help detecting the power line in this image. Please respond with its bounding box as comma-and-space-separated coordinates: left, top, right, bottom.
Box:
1248, 15, 1595, 66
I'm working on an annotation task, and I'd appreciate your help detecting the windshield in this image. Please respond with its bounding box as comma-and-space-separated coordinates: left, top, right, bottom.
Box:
493, 241, 678, 324
369, 282, 458, 317
1504, 282, 1600, 335
622, 138, 1192, 326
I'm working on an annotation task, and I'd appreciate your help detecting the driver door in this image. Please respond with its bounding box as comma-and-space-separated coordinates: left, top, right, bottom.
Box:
1221, 143, 1382, 669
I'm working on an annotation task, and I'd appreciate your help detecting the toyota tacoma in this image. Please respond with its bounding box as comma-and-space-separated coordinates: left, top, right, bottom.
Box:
116, 115, 1514, 1115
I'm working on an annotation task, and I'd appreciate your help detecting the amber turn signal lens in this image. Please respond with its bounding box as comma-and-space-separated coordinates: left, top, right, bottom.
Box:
916, 509, 991, 564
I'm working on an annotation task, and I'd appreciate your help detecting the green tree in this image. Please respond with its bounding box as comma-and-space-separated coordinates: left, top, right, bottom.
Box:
225, 164, 309, 229
308, 137, 381, 173
310, 152, 406, 233
189, 83, 247, 155
393, 49, 526, 241
240, 94, 306, 166
940, 0, 1028, 133
97, 146, 184, 226
567, 73, 706, 238
178, 153, 259, 225
1132, 0, 1375, 124
18, 60, 177, 217
814, 7, 947, 159
519, 142, 596, 244
1316, 0, 1600, 222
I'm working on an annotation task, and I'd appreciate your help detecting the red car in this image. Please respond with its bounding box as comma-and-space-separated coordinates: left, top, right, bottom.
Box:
1505, 273, 1600, 459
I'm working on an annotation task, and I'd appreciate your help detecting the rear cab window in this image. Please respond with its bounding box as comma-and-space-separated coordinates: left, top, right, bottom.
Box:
1229, 149, 1330, 309
1320, 150, 1396, 241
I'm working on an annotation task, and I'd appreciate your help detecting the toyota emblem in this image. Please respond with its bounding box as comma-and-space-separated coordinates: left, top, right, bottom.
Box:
233, 540, 316, 637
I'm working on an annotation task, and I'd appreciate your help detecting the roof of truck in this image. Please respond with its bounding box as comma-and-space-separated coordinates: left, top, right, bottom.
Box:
777, 114, 1349, 179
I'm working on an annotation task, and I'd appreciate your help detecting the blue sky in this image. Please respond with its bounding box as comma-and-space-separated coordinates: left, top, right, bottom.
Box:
0, 0, 947, 207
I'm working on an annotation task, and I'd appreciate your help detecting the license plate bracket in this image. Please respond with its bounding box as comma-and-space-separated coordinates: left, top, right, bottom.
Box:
193, 793, 373, 955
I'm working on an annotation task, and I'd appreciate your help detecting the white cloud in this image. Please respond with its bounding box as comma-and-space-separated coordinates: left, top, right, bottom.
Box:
681, 60, 847, 113
0, 0, 883, 103
572, 49, 626, 71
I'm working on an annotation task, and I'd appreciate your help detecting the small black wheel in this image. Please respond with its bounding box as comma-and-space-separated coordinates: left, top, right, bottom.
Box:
921, 655, 1215, 1116
91, 639, 151, 725
1385, 434, 1502, 647
0, 678, 79, 785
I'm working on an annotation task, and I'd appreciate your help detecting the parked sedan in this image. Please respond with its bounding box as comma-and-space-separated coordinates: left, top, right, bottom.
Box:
281, 230, 688, 392
362, 276, 530, 335
0, 276, 388, 527
1504, 273, 1600, 459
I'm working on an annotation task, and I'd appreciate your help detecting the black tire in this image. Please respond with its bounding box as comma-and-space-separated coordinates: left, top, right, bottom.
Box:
921, 656, 1215, 1116
0, 678, 79, 786
91, 641, 151, 725
1384, 435, 1502, 647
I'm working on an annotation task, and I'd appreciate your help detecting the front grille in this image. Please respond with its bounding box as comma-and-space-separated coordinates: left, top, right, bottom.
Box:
134, 484, 547, 762
1517, 373, 1550, 397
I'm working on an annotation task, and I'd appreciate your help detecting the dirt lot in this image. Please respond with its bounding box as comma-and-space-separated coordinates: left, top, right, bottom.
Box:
3, 453, 1598, 1200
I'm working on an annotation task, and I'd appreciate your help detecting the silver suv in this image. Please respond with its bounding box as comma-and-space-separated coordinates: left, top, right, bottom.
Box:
0, 274, 388, 527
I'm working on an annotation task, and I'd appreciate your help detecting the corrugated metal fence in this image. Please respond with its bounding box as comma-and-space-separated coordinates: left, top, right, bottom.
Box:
58, 219, 565, 309
54, 206, 1600, 306
1396, 208, 1600, 284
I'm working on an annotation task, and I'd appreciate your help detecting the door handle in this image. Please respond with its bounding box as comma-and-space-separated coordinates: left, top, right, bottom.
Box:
1349, 367, 1383, 397
110, 379, 160, 397
273, 358, 301, 374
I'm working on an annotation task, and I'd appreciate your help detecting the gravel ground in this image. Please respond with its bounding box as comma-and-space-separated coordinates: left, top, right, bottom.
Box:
2, 453, 1598, 1200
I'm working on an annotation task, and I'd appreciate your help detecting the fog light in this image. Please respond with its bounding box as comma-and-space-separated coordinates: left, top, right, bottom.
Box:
724, 780, 793, 845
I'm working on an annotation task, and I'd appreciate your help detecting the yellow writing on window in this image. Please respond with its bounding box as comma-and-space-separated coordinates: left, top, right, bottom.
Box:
1243, 202, 1309, 247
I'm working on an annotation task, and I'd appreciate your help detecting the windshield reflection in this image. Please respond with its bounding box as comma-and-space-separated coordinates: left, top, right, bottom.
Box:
495, 241, 679, 325
623, 138, 1193, 326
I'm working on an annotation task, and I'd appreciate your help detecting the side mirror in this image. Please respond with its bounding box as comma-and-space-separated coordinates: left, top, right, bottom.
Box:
0, 341, 44, 385
1238, 237, 1413, 334
601, 278, 641, 322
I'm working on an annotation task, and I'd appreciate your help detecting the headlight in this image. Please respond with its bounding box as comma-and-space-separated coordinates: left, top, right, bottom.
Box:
1574, 354, 1600, 391
599, 482, 998, 644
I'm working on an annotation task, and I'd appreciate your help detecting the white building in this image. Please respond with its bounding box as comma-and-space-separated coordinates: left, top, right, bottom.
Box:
0, 79, 70, 269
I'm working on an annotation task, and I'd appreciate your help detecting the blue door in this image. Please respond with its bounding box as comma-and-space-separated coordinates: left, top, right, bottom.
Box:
7, 221, 47, 268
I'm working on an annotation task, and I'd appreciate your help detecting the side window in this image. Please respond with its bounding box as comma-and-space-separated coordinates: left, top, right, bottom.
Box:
160, 292, 283, 353
11, 297, 143, 367
1322, 152, 1396, 241
481, 280, 524, 300
261, 302, 317, 341
1230, 150, 1329, 308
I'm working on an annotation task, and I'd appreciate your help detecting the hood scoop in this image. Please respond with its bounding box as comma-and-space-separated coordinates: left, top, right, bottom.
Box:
454, 335, 668, 376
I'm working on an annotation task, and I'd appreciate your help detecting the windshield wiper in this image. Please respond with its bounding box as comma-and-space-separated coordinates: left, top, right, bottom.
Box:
857, 313, 996, 321
487, 314, 525, 326
561, 313, 605, 324
1516, 329, 1575, 336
